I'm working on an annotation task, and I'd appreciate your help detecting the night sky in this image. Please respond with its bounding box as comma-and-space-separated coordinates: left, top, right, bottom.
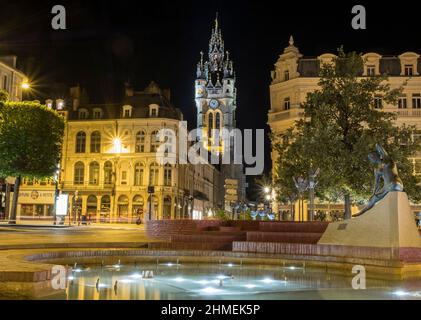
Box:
0, 0, 419, 198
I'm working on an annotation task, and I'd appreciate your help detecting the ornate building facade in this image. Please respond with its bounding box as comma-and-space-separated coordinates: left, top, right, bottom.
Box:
268, 37, 421, 221
195, 16, 246, 207
55, 82, 220, 223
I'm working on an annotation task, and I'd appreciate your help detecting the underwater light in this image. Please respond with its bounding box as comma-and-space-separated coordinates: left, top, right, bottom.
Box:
130, 273, 142, 279
227, 263, 233, 267
197, 280, 211, 285
73, 268, 82, 273
393, 290, 408, 297
201, 287, 222, 295
68, 276, 75, 280
167, 263, 174, 267
244, 284, 257, 289
262, 278, 273, 284
173, 277, 185, 282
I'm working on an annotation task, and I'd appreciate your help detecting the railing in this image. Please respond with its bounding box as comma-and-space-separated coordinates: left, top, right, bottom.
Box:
391, 108, 421, 117
268, 108, 304, 122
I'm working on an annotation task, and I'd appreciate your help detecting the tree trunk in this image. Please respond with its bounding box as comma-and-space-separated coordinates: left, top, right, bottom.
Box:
4, 183, 11, 220
9, 175, 21, 224
344, 193, 352, 220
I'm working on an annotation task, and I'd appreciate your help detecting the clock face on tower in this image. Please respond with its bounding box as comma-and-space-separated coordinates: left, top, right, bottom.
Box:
209, 99, 219, 109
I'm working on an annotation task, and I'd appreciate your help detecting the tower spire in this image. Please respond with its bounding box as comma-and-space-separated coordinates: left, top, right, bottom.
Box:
215, 12, 219, 29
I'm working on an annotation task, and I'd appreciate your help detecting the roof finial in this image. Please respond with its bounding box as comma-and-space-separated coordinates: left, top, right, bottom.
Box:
215, 12, 219, 29
289, 35, 294, 46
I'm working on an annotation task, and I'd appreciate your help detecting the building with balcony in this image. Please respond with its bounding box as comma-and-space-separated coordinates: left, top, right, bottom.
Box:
268, 37, 421, 221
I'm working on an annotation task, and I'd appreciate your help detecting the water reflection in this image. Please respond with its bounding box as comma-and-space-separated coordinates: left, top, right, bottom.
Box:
57, 263, 421, 300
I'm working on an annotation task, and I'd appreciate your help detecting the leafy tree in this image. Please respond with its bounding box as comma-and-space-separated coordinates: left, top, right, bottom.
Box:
273, 50, 421, 219
0, 92, 65, 223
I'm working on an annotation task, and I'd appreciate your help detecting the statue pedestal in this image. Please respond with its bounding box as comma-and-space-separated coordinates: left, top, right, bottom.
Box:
318, 192, 421, 248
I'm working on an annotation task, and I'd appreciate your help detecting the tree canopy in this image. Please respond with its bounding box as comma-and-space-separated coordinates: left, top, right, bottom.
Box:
273, 50, 421, 213
0, 96, 65, 178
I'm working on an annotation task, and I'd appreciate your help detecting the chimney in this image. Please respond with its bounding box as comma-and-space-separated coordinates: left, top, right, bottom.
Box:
163, 88, 171, 101
70, 85, 81, 111
125, 82, 134, 97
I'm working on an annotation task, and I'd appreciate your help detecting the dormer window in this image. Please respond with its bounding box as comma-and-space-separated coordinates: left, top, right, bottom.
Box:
362, 53, 382, 76
149, 104, 159, 117
122, 105, 132, 118
399, 52, 419, 76
93, 108, 103, 119
366, 65, 376, 76
56, 99, 64, 110
45, 99, 53, 109
405, 64, 414, 76
78, 108, 88, 119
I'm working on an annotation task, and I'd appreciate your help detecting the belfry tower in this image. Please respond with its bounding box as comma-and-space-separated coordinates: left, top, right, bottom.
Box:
194, 15, 246, 206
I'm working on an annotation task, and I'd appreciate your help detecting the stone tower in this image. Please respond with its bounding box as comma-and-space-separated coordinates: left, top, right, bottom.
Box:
194, 15, 246, 207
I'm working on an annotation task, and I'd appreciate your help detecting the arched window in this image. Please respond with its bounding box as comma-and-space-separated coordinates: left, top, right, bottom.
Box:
208, 112, 213, 138
149, 162, 159, 186
90, 131, 101, 153
215, 112, 221, 129
135, 131, 146, 153
117, 195, 129, 219
164, 164, 172, 186
89, 161, 100, 185
132, 195, 144, 215
104, 161, 113, 185
101, 195, 111, 212
74, 162, 85, 185
75, 131, 86, 153
87, 195, 97, 215
134, 162, 144, 186
150, 130, 159, 153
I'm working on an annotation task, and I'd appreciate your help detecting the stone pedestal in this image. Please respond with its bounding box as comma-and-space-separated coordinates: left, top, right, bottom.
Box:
318, 192, 421, 248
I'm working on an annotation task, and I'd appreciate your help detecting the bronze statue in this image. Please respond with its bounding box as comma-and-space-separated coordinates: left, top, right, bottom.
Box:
355, 144, 404, 217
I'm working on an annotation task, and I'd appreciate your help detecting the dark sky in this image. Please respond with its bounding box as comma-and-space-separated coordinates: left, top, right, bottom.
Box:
0, 0, 419, 197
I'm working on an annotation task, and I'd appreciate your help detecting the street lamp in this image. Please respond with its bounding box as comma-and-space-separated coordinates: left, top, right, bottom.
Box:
21, 82, 30, 90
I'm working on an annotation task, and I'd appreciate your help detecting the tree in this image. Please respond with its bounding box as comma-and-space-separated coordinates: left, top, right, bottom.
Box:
273, 50, 421, 219
0, 92, 65, 223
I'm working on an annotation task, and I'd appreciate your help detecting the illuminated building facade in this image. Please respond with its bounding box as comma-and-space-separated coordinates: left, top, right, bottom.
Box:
268, 37, 421, 220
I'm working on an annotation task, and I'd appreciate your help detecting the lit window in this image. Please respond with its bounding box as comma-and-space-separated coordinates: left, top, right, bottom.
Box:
135, 131, 146, 152
89, 162, 100, 185
366, 65, 375, 76
122, 105, 132, 118
398, 96, 407, 109
104, 161, 113, 185
74, 162, 85, 185
75, 131, 86, 153
284, 97, 291, 110
164, 164, 172, 186
134, 163, 144, 186
149, 162, 159, 185
374, 96, 383, 109
90, 131, 101, 153
150, 130, 160, 153
121, 171, 127, 185
412, 94, 421, 109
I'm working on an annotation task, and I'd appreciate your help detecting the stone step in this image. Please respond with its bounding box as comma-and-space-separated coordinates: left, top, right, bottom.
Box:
258, 221, 329, 233
148, 241, 232, 251
246, 231, 323, 244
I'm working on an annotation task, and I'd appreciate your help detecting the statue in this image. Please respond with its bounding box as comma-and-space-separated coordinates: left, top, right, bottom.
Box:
355, 144, 404, 217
